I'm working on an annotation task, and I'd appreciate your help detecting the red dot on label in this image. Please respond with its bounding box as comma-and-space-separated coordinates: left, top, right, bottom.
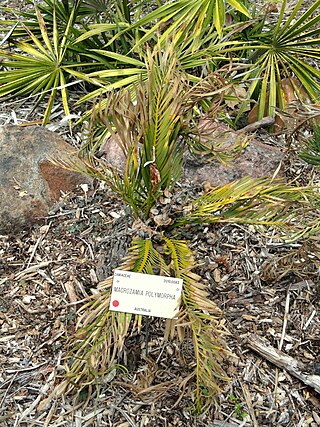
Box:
112, 300, 119, 307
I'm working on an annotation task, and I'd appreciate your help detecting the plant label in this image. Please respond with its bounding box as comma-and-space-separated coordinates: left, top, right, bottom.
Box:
110, 270, 183, 319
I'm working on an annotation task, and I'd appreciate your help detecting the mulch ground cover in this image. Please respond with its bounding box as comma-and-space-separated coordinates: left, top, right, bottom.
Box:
0, 1, 320, 425
1, 169, 319, 426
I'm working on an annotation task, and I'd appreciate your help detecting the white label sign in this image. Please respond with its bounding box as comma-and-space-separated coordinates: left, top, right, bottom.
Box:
110, 270, 183, 319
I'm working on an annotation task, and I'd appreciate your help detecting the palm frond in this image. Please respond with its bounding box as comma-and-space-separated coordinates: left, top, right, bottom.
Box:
120, 0, 250, 47
0, 5, 82, 124
163, 238, 229, 412
232, 0, 320, 122
62, 237, 229, 411
300, 125, 320, 166
174, 177, 320, 240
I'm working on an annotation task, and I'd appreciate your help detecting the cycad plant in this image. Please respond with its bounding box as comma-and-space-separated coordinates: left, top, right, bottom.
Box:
54, 45, 320, 412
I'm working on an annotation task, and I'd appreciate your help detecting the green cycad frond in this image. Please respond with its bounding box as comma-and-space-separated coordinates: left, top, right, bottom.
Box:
63, 237, 228, 411
57, 45, 187, 217
187, 131, 249, 165
140, 47, 186, 191
128, 239, 168, 275
163, 238, 229, 411
63, 280, 116, 392
62, 239, 159, 392
95, 46, 187, 196
51, 153, 142, 209
174, 177, 320, 239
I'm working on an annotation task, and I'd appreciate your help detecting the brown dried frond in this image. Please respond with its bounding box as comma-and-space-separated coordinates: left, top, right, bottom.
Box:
261, 241, 320, 283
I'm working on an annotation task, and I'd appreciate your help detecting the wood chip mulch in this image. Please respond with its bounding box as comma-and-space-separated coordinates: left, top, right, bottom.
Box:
0, 174, 319, 426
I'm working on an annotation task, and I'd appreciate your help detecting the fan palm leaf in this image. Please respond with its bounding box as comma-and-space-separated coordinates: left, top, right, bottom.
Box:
116, 0, 250, 46
232, 0, 320, 122
0, 5, 100, 124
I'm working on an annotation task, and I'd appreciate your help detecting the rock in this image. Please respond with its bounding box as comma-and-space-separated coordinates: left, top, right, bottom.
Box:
184, 123, 284, 187
185, 139, 284, 187
0, 125, 91, 233
97, 136, 126, 171
93, 122, 284, 189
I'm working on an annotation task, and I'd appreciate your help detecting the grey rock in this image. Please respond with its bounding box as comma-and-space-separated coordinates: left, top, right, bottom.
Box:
185, 139, 284, 187
184, 122, 284, 186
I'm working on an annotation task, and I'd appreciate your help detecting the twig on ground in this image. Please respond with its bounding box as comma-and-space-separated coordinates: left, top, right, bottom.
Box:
279, 290, 291, 352
15, 261, 53, 280
239, 116, 275, 133
240, 382, 259, 427
273, 289, 291, 410
5, 361, 47, 374
304, 309, 316, 330
111, 405, 137, 427
27, 222, 51, 268
209, 422, 244, 427
245, 334, 320, 393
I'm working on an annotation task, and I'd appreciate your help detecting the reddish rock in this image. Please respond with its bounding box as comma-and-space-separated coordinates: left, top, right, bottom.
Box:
0, 125, 91, 233
97, 136, 126, 170
39, 160, 89, 201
